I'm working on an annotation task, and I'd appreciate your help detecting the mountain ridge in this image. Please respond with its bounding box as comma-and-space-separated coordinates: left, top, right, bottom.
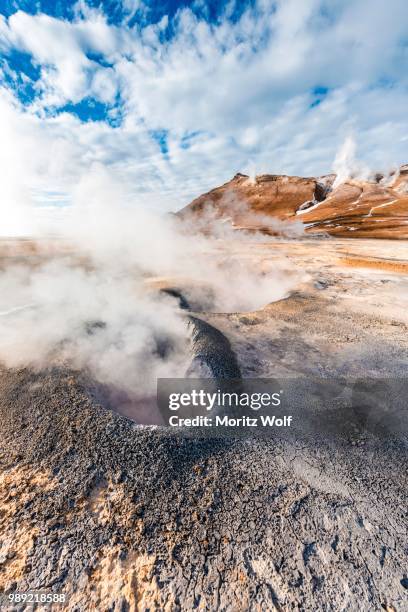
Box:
178, 165, 408, 238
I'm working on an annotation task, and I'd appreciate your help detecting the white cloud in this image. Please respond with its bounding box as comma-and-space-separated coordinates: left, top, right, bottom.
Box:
0, 0, 407, 234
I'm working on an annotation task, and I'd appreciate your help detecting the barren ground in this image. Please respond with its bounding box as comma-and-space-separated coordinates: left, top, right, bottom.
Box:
0, 237, 407, 611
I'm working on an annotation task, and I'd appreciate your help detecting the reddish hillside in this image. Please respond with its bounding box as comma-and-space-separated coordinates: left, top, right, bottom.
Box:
178, 166, 408, 238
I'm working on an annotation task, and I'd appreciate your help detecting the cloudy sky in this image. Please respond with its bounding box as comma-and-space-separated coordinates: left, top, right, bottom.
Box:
1, 0, 408, 232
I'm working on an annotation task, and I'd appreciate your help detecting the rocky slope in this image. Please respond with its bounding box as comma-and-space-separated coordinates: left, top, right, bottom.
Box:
178, 165, 408, 239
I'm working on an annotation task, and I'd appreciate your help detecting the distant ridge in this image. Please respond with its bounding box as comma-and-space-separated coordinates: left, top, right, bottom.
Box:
178, 166, 408, 239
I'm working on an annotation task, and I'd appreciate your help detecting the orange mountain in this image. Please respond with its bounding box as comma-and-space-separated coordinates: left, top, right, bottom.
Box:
178, 166, 408, 239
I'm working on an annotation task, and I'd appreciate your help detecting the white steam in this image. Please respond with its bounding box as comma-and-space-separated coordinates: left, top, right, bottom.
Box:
332, 135, 370, 188
0, 167, 301, 404
332, 136, 357, 188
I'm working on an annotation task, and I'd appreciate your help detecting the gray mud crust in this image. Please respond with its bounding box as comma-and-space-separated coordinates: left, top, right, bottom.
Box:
0, 366, 407, 611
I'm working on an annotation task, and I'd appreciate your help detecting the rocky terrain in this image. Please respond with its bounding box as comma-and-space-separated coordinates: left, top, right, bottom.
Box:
178, 165, 408, 239
0, 235, 407, 610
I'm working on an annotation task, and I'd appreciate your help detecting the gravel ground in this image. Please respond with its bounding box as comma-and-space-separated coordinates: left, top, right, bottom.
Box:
0, 366, 407, 611
0, 238, 407, 611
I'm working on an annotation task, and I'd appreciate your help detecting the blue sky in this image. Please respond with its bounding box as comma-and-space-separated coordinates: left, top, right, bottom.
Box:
1, 1, 253, 26
0, 0, 408, 232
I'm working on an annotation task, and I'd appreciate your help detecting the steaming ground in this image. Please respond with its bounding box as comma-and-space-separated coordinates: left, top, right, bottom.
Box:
0, 236, 407, 609
0, 232, 299, 412
198, 238, 408, 379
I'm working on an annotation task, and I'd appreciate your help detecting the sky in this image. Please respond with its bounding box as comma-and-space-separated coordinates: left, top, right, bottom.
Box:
1, 0, 408, 232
